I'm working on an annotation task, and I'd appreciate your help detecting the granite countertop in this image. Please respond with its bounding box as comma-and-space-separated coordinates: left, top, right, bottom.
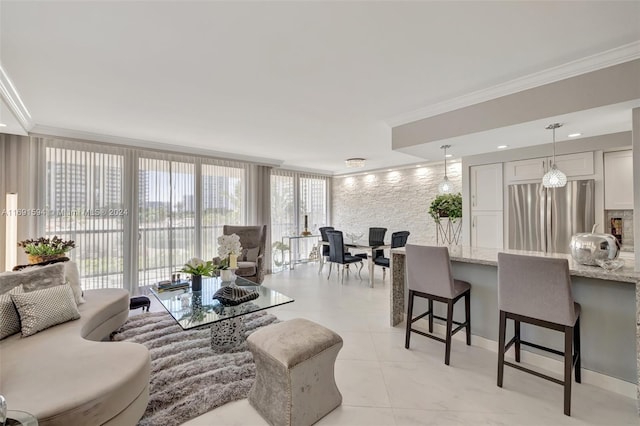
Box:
391, 246, 640, 283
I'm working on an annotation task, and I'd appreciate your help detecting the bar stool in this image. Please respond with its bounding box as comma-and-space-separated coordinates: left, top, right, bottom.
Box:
404, 244, 471, 365
497, 253, 581, 416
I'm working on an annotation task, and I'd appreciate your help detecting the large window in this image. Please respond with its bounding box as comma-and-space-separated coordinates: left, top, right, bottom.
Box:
43, 140, 248, 291
270, 170, 329, 271
201, 161, 246, 261
45, 145, 125, 289
138, 157, 195, 286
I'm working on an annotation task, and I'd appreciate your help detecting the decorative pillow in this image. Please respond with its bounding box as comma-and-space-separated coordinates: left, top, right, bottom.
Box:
241, 247, 260, 262
0, 286, 24, 340
11, 285, 80, 337
0, 263, 66, 295
64, 261, 85, 305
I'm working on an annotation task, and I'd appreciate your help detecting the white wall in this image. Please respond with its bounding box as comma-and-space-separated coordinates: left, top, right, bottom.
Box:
331, 162, 462, 245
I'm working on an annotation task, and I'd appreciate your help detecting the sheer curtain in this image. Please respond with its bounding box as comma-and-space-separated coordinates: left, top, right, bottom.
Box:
137, 154, 196, 287
28, 138, 251, 293
44, 140, 126, 289
270, 169, 330, 271
0, 134, 46, 270
200, 159, 247, 261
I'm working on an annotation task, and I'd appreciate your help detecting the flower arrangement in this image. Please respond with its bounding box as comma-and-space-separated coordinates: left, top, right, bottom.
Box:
18, 236, 76, 263
180, 257, 216, 277
217, 234, 242, 269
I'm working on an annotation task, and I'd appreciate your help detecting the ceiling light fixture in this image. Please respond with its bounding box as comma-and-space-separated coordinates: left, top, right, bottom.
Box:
568, 133, 581, 138
345, 158, 365, 168
438, 145, 453, 194
497, 145, 508, 149
0, 123, 7, 127
542, 123, 567, 188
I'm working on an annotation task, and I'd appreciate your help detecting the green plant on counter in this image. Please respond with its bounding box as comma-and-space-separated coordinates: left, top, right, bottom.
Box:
429, 193, 462, 223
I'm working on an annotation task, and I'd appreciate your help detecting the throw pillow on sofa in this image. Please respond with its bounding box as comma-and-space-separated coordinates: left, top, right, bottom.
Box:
0, 286, 23, 339
63, 261, 85, 305
0, 262, 66, 294
0, 263, 67, 339
11, 284, 80, 337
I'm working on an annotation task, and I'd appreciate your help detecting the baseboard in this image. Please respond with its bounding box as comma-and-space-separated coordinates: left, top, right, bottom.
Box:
414, 319, 637, 399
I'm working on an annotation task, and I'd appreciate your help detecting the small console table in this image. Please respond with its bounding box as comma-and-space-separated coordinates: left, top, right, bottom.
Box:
281, 235, 321, 270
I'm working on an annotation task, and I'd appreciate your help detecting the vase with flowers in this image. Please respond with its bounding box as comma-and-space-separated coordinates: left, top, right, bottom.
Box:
216, 234, 243, 282
18, 236, 76, 264
180, 257, 216, 291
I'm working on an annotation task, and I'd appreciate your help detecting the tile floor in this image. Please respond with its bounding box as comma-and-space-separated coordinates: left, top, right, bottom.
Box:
139, 263, 638, 425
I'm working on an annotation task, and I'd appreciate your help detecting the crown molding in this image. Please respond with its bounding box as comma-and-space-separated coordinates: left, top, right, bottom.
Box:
386, 41, 640, 127
29, 125, 285, 167
0, 64, 33, 131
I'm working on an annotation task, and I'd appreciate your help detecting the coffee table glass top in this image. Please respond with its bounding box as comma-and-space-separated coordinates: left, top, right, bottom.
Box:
150, 276, 294, 330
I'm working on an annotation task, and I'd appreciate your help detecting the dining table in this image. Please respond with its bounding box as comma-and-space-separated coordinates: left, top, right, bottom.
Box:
318, 240, 390, 287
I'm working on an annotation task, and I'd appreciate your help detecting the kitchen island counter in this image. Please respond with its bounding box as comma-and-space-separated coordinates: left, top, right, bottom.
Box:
390, 246, 639, 413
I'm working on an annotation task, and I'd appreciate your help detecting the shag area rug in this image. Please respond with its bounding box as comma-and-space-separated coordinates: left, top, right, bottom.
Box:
111, 310, 279, 426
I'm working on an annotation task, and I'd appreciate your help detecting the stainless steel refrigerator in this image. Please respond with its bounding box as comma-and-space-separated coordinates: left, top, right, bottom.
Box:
508, 179, 595, 254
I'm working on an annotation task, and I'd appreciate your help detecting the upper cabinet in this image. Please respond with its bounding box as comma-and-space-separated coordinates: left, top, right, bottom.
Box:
604, 150, 633, 210
505, 152, 594, 183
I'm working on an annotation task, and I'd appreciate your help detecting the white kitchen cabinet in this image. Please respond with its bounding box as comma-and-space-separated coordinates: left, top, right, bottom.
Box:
471, 211, 504, 249
470, 163, 503, 249
471, 163, 503, 211
504, 157, 546, 182
553, 152, 594, 177
505, 151, 594, 183
604, 150, 633, 210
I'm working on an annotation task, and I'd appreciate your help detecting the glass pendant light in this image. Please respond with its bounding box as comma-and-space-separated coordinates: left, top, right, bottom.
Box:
542, 123, 567, 188
438, 145, 453, 194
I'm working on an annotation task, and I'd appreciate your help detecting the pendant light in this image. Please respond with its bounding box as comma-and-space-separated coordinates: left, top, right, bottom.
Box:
542, 123, 567, 188
438, 145, 453, 194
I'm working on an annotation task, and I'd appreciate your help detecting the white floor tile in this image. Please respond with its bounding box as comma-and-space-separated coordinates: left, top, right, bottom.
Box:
335, 360, 391, 407
150, 263, 639, 425
318, 406, 397, 426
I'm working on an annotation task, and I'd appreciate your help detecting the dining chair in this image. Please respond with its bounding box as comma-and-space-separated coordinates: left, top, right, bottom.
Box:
326, 230, 364, 284
355, 227, 387, 260
374, 231, 410, 279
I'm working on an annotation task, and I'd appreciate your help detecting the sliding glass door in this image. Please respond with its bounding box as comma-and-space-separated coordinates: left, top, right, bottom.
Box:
138, 157, 195, 286
270, 171, 329, 271
45, 146, 125, 289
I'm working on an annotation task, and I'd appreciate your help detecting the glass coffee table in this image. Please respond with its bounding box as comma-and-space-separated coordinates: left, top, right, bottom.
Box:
150, 275, 294, 349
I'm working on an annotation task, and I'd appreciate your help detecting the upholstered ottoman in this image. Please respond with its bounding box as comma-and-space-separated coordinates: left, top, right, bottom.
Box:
247, 318, 343, 426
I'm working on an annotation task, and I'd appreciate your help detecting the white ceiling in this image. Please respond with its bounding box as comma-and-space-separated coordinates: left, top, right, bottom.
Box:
1, 1, 640, 174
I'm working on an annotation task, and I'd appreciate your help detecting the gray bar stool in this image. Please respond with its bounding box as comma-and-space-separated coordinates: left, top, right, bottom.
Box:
497, 253, 581, 416
405, 244, 471, 365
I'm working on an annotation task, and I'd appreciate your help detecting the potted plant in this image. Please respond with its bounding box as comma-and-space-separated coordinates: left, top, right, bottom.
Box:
429, 193, 462, 223
180, 258, 216, 291
18, 236, 76, 264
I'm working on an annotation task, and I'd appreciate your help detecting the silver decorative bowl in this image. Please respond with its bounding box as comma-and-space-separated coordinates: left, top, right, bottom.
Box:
595, 259, 625, 271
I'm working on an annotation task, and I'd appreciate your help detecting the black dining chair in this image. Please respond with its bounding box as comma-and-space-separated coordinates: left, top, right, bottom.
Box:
355, 227, 387, 260
326, 230, 364, 284
374, 231, 410, 279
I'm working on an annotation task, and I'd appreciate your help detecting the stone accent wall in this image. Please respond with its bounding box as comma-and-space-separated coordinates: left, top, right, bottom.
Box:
331, 162, 462, 245
606, 209, 634, 251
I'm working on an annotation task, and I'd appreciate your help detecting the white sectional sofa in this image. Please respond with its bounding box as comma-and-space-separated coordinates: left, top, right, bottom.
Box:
0, 288, 150, 425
